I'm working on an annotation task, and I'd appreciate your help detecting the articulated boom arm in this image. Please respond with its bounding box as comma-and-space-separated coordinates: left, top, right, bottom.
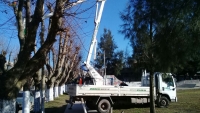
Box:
84, 0, 106, 85
86, 0, 106, 64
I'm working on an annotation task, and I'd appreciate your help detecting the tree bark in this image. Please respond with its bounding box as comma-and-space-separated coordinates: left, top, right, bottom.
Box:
33, 71, 41, 113
40, 70, 45, 113
46, 87, 54, 102
54, 86, 59, 98
65, 84, 68, 93
150, 70, 155, 113
62, 85, 65, 94
150, 0, 155, 112
22, 91, 31, 113
0, 0, 67, 112
34, 91, 41, 113
46, 31, 70, 94
58, 85, 64, 95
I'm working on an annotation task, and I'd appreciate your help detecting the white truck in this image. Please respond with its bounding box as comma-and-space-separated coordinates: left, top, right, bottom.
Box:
67, 0, 177, 113
67, 71, 177, 113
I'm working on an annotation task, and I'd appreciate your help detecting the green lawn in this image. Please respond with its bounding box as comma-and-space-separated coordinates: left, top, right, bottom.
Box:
44, 89, 200, 113
45, 94, 69, 113
113, 89, 200, 113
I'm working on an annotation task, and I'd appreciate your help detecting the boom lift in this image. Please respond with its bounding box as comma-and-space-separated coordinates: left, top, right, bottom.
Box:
82, 0, 106, 85
67, 1, 177, 113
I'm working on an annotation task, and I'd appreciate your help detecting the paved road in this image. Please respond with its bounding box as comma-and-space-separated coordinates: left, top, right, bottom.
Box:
64, 101, 98, 113
177, 82, 200, 90
18, 102, 97, 113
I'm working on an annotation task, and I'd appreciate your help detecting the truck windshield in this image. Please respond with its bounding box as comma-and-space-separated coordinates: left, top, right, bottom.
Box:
162, 73, 174, 87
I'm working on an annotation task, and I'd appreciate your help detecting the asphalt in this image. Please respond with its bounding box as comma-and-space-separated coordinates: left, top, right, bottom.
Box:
176, 80, 200, 90
64, 101, 98, 113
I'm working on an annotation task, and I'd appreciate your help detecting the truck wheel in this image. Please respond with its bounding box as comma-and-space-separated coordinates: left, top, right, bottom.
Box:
158, 96, 169, 108
97, 99, 111, 113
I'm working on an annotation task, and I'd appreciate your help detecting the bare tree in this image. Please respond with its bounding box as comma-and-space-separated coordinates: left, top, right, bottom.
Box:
58, 46, 81, 89
0, 0, 84, 112
45, 27, 81, 101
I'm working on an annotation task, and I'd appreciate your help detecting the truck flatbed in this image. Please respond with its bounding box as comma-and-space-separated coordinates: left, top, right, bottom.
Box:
67, 84, 155, 97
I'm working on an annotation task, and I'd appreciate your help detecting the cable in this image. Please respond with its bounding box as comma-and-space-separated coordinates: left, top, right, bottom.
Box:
6, 31, 14, 52
0, 16, 15, 27
64, 18, 89, 52
62, 0, 98, 53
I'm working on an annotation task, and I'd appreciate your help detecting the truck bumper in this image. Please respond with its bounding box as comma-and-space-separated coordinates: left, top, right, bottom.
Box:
171, 97, 177, 102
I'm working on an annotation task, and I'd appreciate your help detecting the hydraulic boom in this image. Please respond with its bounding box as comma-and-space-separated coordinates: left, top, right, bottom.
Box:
84, 0, 106, 85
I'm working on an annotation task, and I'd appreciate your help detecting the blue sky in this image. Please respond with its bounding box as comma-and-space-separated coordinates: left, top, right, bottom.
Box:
0, 0, 131, 61
98, 0, 131, 52
77, 0, 132, 60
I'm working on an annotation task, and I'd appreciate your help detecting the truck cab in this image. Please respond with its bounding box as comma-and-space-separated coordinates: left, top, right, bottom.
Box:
141, 72, 177, 107
156, 73, 177, 103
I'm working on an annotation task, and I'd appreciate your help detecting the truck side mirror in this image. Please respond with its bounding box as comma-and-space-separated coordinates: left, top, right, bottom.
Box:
169, 86, 175, 90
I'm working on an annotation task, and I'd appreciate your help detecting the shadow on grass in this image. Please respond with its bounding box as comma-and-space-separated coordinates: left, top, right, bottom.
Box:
113, 103, 150, 110
45, 104, 67, 113
30, 105, 67, 113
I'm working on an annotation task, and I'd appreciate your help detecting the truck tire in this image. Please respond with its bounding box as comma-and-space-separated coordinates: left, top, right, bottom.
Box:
158, 96, 169, 108
97, 99, 111, 113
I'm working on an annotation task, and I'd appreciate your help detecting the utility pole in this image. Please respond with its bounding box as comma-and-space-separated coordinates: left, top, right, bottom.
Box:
104, 50, 106, 85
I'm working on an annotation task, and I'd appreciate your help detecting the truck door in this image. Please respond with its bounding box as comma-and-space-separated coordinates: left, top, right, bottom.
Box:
160, 73, 177, 102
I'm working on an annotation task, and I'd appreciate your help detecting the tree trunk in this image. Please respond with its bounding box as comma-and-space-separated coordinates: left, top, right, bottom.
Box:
22, 91, 30, 113
0, 99, 16, 113
65, 84, 68, 93
40, 71, 45, 113
33, 91, 41, 113
22, 81, 31, 113
150, 71, 155, 113
54, 86, 59, 98
46, 87, 54, 101
58, 85, 64, 95
58, 86, 62, 95
33, 75, 41, 113
40, 90, 45, 113
150, 0, 155, 112
62, 85, 65, 93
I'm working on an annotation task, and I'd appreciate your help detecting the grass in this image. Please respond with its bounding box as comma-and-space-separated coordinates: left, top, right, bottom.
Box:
45, 94, 69, 113
113, 89, 200, 113
44, 89, 200, 113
